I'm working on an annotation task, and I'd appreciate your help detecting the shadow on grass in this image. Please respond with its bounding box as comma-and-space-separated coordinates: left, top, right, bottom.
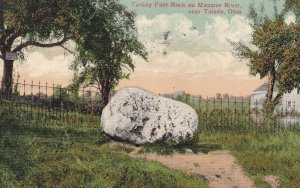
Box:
0, 119, 109, 142
0, 117, 109, 185
141, 141, 221, 155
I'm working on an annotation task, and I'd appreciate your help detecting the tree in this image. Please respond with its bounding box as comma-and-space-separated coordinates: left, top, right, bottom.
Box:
0, 0, 83, 94
216, 93, 221, 100
71, 0, 147, 112
284, 0, 300, 19
176, 93, 191, 105
230, 4, 300, 114
222, 93, 229, 99
53, 85, 70, 102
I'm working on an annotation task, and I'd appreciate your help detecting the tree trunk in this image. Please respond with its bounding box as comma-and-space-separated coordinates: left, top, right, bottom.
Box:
100, 84, 111, 114
1, 60, 14, 95
266, 67, 276, 103
263, 66, 277, 119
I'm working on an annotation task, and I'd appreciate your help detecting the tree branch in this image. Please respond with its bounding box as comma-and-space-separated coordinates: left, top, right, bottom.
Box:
60, 44, 74, 54
6, 31, 22, 46
12, 35, 71, 53
0, 29, 13, 47
121, 64, 132, 71
273, 91, 283, 105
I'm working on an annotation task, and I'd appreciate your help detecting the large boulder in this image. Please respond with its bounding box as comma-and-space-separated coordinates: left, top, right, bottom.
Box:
101, 87, 199, 144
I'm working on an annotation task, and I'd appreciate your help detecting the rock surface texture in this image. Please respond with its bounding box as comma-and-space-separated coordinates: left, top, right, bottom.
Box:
101, 87, 198, 144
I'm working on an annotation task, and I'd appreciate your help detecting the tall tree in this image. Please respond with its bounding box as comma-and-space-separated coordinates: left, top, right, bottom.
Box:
284, 0, 300, 19
0, 0, 83, 94
71, 0, 147, 112
230, 4, 300, 113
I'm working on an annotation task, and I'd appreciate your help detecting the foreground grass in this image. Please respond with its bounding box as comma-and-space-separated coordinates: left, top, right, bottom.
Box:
201, 131, 300, 188
3, 103, 300, 187
0, 122, 208, 188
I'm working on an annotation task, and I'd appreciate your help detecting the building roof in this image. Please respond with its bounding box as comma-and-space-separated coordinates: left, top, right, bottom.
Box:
254, 83, 278, 92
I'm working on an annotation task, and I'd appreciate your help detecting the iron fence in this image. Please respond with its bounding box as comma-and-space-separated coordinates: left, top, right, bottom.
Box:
1, 80, 300, 133
161, 93, 300, 133
0, 80, 102, 126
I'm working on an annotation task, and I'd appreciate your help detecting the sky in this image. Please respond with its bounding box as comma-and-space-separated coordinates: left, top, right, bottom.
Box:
0, 0, 292, 96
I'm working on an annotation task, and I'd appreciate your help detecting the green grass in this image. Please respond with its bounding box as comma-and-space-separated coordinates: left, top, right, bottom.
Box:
201, 131, 300, 188
0, 99, 100, 126
0, 112, 208, 188
3, 97, 300, 187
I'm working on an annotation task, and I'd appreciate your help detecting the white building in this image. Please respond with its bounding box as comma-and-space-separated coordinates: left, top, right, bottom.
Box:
251, 83, 300, 113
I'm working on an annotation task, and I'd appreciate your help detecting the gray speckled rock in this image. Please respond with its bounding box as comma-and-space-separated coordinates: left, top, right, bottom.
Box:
101, 87, 199, 144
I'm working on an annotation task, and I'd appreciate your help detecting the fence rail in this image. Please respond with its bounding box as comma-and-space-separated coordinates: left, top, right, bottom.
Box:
0, 80, 102, 126
161, 93, 300, 133
1, 80, 300, 133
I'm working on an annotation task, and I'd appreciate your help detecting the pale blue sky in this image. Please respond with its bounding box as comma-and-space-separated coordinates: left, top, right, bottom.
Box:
122, 0, 285, 33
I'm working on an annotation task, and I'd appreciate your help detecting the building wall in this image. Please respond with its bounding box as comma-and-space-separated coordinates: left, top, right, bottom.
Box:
251, 88, 300, 113
250, 91, 266, 109
278, 89, 300, 113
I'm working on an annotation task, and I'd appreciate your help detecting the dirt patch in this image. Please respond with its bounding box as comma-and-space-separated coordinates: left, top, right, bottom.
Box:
112, 142, 255, 188
264, 175, 280, 188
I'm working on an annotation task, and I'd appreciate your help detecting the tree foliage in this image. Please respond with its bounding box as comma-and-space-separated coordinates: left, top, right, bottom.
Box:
71, 0, 147, 111
230, 3, 300, 114
0, 0, 87, 53
0, 0, 85, 93
284, 0, 300, 19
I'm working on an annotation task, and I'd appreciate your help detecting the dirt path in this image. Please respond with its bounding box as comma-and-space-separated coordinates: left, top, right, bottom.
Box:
113, 142, 255, 188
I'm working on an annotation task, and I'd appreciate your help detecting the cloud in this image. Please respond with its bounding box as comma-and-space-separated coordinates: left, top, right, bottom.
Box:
133, 13, 253, 79
18, 51, 73, 78
132, 49, 251, 80
285, 14, 296, 25
0, 13, 256, 94
0, 46, 74, 82
200, 15, 253, 50
136, 13, 253, 54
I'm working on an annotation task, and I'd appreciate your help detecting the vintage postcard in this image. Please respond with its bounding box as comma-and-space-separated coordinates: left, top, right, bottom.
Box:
0, 0, 299, 187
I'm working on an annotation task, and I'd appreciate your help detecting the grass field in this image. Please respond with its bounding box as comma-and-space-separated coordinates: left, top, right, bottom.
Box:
0, 107, 208, 188
2, 97, 300, 187
0, 98, 100, 126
